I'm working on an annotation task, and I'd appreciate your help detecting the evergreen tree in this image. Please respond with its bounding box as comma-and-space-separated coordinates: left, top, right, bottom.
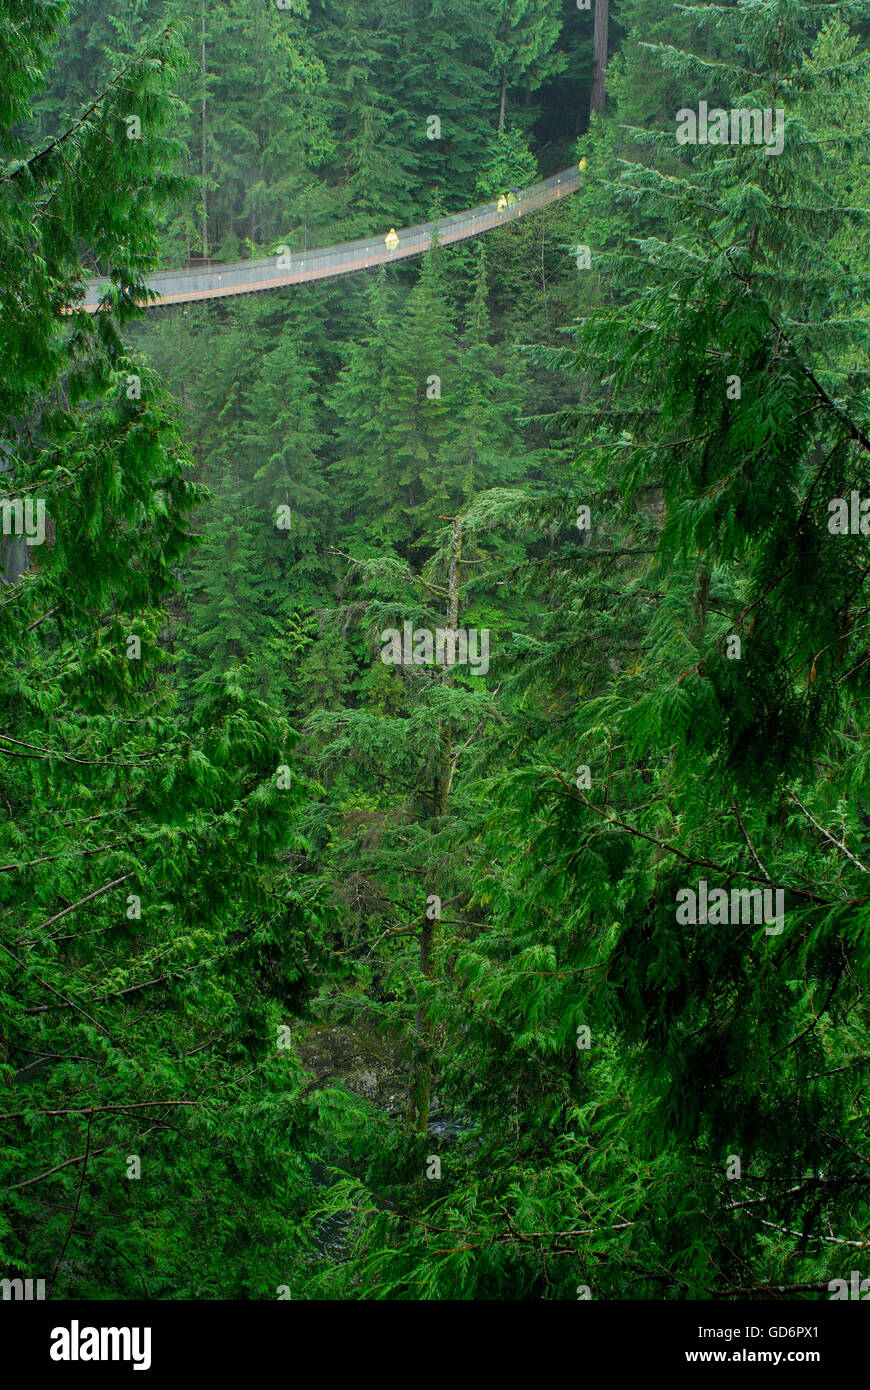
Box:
300, 0, 870, 1301
489, 0, 568, 131
475, 123, 538, 199
0, 2, 324, 1299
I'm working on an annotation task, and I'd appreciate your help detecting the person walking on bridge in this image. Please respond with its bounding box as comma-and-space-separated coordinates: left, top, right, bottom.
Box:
384, 227, 399, 256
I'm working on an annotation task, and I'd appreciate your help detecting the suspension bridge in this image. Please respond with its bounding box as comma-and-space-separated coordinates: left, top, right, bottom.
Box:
77, 164, 582, 312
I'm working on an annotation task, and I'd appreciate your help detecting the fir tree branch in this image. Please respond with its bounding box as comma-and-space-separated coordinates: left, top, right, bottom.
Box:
47, 1106, 93, 1300
0, 1100, 211, 1121
0, 26, 176, 186
730, 797, 772, 881
548, 765, 834, 904
787, 791, 867, 873
0, 939, 117, 1042
31, 874, 131, 933
8, 1124, 163, 1191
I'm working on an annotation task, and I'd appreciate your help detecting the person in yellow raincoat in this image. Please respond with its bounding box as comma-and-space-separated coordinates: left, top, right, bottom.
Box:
496, 193, 507, 212
384, 227, 399, 255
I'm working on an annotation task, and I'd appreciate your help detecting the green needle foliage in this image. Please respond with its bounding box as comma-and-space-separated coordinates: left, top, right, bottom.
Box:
4, 0, 870, 1305
0, 2, 324, 1299
298, 0, 870, 1301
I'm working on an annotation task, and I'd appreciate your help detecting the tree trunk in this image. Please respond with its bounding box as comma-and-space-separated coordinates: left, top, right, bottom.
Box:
590, 0, 610, 115
498, 68, 507, 130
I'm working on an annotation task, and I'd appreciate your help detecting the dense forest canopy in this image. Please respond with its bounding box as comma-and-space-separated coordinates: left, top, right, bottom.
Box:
2, 0, 870, 1306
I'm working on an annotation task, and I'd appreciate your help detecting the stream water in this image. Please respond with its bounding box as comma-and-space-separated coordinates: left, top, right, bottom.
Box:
311, 1104, 470, 1259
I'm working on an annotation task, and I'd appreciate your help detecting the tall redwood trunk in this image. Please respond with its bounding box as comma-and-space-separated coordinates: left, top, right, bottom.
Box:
590, 0, 610, 115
